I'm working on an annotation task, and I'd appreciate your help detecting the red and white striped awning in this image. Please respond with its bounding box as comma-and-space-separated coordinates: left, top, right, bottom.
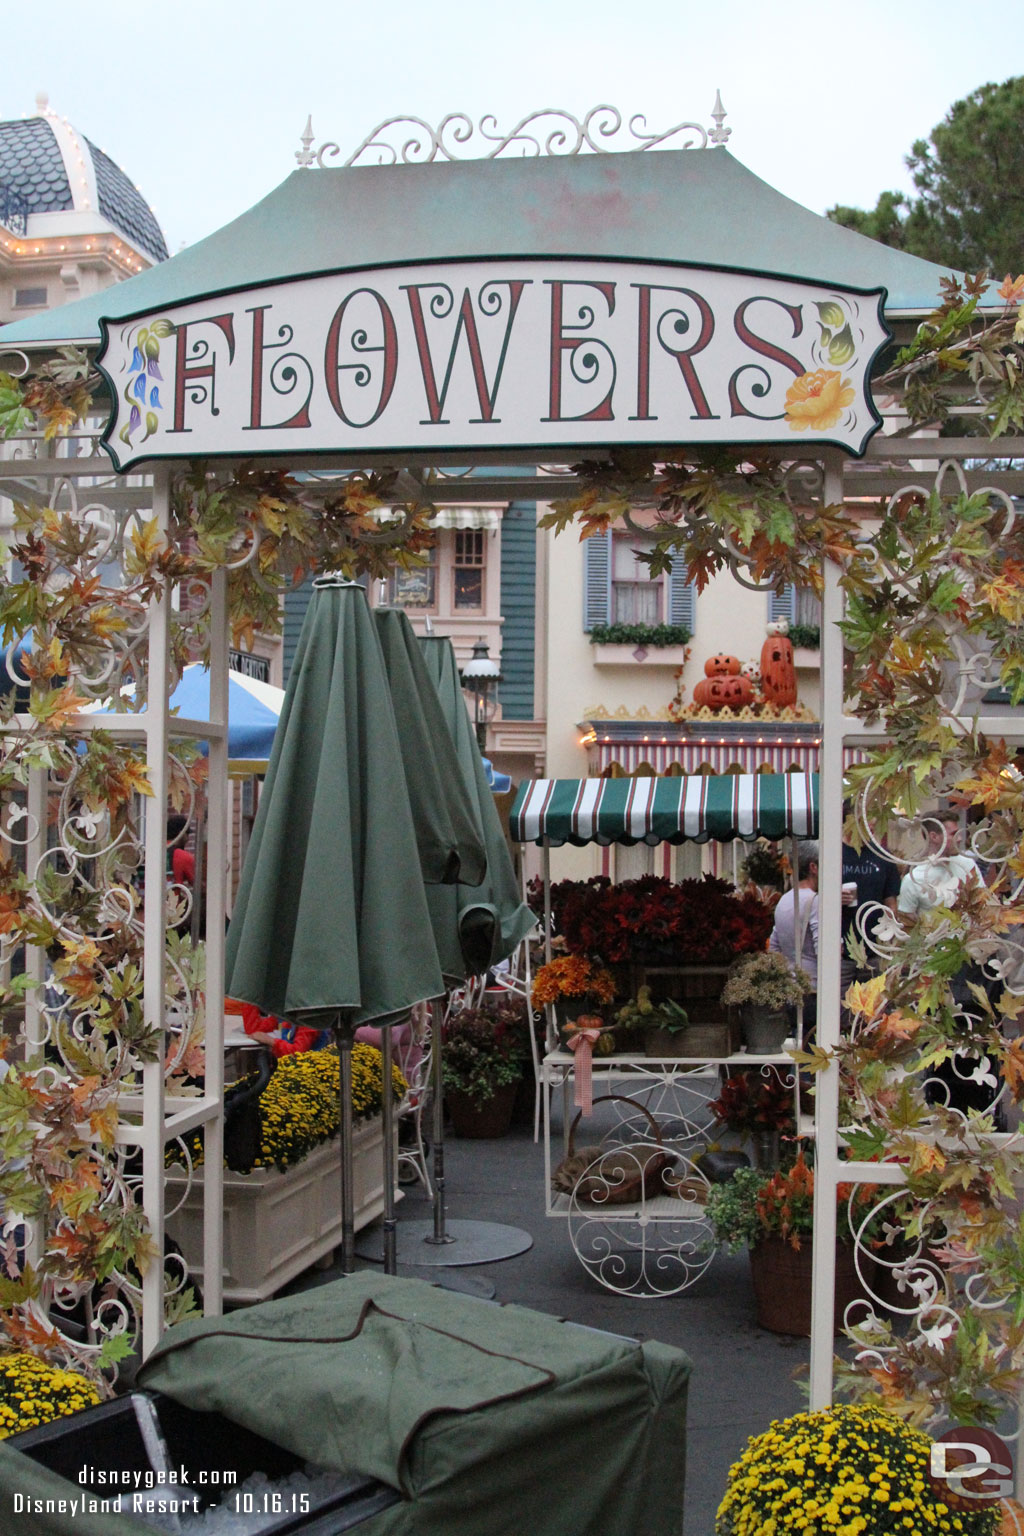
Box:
510, 773, 818, 847
587, 737, 821, 776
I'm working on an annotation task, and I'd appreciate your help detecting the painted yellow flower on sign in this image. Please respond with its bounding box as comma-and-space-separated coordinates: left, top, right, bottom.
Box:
784, 368, 855, 432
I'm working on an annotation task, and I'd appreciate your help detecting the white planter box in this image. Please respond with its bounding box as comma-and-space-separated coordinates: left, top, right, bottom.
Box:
590, 643, 691, 666
166, 1118, 391, 1305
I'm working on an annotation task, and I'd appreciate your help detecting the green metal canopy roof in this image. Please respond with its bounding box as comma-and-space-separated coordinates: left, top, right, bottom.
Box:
0, 148, 957, 350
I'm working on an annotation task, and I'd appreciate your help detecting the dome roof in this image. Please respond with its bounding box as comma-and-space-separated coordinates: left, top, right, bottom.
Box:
0, 101, 167, 262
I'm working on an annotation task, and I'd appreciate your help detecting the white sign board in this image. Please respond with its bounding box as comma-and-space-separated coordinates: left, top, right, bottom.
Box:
98, 260, 888, 470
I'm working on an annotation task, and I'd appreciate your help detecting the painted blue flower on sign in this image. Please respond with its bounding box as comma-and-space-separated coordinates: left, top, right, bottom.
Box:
119, 318, 174, 449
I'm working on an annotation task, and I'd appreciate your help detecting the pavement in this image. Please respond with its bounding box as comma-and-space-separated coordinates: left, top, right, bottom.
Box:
285, 1093, 811, 1535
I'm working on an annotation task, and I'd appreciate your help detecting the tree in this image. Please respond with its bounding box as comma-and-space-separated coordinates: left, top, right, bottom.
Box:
828, 76, 1024, 276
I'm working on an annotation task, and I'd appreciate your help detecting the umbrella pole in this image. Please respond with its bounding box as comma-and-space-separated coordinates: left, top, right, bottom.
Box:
426, 999, 454, 1246
381, 1025, 398, 1274
334, 1021, 357, 1275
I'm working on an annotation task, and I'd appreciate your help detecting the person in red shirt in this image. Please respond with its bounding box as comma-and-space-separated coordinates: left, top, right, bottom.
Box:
228, 998, 328, 1057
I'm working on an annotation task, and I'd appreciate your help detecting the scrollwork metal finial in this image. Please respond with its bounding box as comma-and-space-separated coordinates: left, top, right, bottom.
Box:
296, 102, 735, 169
709, 90, 731, 145
295, 115, 316, 168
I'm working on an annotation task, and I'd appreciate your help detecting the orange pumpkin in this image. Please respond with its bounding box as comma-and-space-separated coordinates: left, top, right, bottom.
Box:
693, 673, 754, 710
760, 633, 797, 706
704, 653, 741, 677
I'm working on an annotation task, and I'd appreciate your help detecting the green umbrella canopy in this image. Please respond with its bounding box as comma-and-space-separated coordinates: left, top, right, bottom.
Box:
418, 636, 535, 977
225, 581, 444, 1026
372, 608, 486, 887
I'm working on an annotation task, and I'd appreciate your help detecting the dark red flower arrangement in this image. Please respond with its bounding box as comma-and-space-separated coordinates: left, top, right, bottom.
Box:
709, 1070, 796, 1135
536, 874, 773, 966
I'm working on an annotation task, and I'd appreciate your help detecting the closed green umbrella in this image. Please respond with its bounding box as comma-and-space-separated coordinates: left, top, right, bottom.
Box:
373, 608, 487, 889
419, 635, 535, 977
401, 635, 536, 1272
226, 577, 446, 1270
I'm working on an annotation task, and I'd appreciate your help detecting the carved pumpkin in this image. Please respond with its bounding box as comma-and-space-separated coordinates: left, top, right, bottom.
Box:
693, 673, 754, 710
760, 632, 797, 706
704, 653, 741, 677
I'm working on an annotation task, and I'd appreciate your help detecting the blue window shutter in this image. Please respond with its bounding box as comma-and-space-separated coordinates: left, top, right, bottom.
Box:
582, 530, 612, 631
769, 584, 797, 624
667, 564, 697, 632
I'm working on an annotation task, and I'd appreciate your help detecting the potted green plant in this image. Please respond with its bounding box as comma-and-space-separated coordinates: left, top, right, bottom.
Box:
716, 1403, 1000, 1535
442, 1000, 532, 1138
720, 950, 811, 1053
705, 1150, 877, 1335
614, 986, 695, 1057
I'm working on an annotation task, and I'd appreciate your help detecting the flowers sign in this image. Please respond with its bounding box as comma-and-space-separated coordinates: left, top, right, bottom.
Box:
97, 262, 885, 469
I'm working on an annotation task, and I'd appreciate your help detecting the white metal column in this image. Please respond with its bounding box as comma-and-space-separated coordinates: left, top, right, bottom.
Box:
140, 466, 171, 1359
809, 453, 845, 1406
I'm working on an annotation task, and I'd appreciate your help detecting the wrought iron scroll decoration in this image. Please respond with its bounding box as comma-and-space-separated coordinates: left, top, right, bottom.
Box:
296, 96, 731, 170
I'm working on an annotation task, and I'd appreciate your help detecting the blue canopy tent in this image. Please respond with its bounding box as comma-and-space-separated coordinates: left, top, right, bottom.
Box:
80, 662, 285, 775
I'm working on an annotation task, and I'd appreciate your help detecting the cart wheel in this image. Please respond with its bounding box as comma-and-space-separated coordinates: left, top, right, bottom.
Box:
567, 1143, 716, 1298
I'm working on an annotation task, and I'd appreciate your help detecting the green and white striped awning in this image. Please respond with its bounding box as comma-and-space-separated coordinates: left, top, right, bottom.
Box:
509, 773, 818, 847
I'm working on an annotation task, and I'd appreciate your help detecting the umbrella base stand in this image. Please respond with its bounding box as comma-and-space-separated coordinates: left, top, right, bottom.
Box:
387, 1264, 497, 1300
354, 1219, 532, 1268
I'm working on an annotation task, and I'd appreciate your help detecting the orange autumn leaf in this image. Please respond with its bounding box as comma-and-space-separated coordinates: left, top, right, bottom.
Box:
1002, 1038, 1024, 1100
908, 1141, 946, 1177
954, 741, 1017, 811
997, 274, 1024, 303
876, 1010, 923, 1042
87, 1103, 119, 1149
980, 561, 1024, 624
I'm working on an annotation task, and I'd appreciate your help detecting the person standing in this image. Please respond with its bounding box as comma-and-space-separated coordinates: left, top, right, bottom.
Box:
898, 812, 979, 916
841, 837, 901, 989
769, 839, 819, 1042
898, 811, 992, 1117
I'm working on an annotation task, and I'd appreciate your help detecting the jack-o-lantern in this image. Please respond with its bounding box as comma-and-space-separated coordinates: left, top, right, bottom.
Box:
760, 628, 797, 707
692, 653, 753, 710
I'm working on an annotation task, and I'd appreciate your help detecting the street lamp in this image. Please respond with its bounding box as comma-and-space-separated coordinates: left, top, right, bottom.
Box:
461, 637, 502, 753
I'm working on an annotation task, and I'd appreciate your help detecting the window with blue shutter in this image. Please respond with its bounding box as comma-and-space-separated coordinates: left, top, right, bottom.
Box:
582, 530, 612, 631
769, 585, 797, 625
667, 563, 697, 634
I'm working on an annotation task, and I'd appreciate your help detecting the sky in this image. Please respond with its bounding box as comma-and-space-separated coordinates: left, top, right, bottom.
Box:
2, 0, 1022, 255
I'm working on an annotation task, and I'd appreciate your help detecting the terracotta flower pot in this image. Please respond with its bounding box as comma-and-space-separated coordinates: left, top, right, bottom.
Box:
749, 1235, 871, 1336
445, 1082, 519, 1139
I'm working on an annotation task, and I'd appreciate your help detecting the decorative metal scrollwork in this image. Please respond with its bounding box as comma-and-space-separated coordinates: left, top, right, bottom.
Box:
297, 98, 730, 171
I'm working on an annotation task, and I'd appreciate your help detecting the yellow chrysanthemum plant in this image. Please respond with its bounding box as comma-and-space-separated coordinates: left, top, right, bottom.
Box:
171, 1043, 406, 1175
716, 1404, 1000, 1536
0, 1353, 101, 1441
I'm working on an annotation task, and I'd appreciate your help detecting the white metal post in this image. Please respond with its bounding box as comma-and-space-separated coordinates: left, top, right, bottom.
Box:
202, 567, 228, 1315
809, 453, 846, 1406
140, 467, 171, 1359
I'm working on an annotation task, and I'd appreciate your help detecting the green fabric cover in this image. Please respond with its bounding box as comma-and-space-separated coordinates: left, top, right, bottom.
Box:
372, 608, 487, 887
418, 636, 535, 978
137, 1274, 691, 1536
225, 581, 444, 1025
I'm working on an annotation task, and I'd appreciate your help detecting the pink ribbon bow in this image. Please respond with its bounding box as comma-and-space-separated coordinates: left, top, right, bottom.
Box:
564, 1016, 605, 1117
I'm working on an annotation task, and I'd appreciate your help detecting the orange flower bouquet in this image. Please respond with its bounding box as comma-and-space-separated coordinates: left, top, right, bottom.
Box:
531, 955, 616, 1013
